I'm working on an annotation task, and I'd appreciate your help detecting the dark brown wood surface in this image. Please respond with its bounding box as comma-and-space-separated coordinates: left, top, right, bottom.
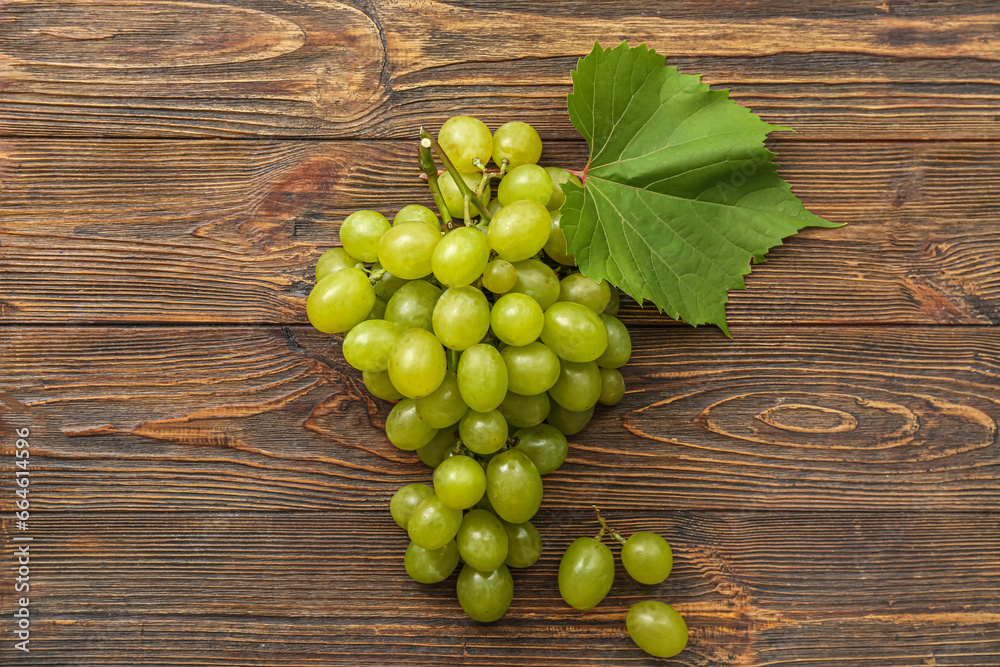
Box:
1, 1, 998, 665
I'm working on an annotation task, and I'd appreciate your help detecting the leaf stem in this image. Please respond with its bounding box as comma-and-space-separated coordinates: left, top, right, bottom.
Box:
419, 133, 452, 226
420, 128, 492, 222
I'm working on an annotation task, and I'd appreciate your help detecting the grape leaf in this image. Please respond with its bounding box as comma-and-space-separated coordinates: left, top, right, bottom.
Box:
560, 42, 841, 336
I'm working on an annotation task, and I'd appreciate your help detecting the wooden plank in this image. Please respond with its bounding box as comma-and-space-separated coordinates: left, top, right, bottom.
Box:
1, 325, 997, 512
1, 140, 998, 325
1, 0, 1000, 139
0, 511, 996, 665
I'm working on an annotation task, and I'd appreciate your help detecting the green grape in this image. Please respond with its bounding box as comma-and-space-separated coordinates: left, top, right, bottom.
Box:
598, 367, 625, 406
415, 370, 468, 429
433, 454, 486, 509
490, 292, 544, 346
386, 398, 438, 450
341, 319, 402, 372
500, 341, 560, 395
548, 359, 602, 412
499, 391, 550, 429
315, 247, 361, 281
340, 210, 391, 263
604, 288, 620, 315
486, 449, 543, 524
482, 258, 517, 294
546, 402, 594, 436
540, 301, 608, 363
394, 204, 440, 230
416, 428, 460, 468
559, 273, 611, 313
544, 167, 582, 211
366, 297, 387, 321
456, 509, 509, 572
387, 328, 447, 399
432, 226, 490, 287
438, 115, 493, 172
496, 164, 553, 207
459, 409, 508, 455
362, 369, 404, 401
487, 200, 551, 262
622, 532, 673, 585
440, 171, 491, 219
512, 423, 568, 475
457, 344, 508, 412
407, 493, 464, 551
558, 537, 614, 610
542, 209, 575, 266
432, 286, 491, 351
492, 121, 542, 169
509, 259, 560, 310
486, 198, 502, 217
626, 601, 688, 658
389, 483, 434, 529
596, 314, 631, 368
377, 220, 441, 280
384, 279, 441, 332
404, 539, 459, 584
502, 520, 542, 568
306, 267, 376, 334
456, 563, 514, 623
371, 265, 409, 301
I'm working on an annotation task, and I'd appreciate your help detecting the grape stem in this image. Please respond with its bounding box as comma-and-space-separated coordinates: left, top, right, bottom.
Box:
593, 506, 627, 545
419, 128, 493, 222
419, 134, 452, 226
366, 266, 386, 284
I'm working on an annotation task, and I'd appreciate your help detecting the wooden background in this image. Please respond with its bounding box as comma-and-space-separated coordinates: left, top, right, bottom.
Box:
1, 0, 998, 665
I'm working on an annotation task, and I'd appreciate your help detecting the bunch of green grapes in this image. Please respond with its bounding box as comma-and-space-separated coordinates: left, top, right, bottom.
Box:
558, 508, 688, 658
306, 116, 633, 624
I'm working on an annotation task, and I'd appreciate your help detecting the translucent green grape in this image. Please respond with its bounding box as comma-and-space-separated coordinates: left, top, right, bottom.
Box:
416, 428, 460, 468
438, 115, 493, 172
384, 279, 441, 332
386, 398, 438, 450
456, 509, 509, 572
542, 209, 575, 266
486, 449, 543, 524
432, 286, 491, 351
404, 539, 459, 584
361, 369, 404, 401
487, 200, 551, 262
440, 171, 490, 219
306, 267, 376, 334
512, 423, 568, 475
394, 204, 440, 230
407, 493, 463, 551
340, 210, 390, 263
604, 288, 620, 315
502, 520, 542, 568
596, 314, 631, 369
558, 537, 614, 610
548, 359, 602, 412
377, 220, 441, 279
387, 328, 447, 399
456, 563, 514, 623
415, 370, 468, 429
371, 265, 409, 302
341, 319, 402, 372
497, 164, 553, 207
598, 367, 625, 406
315, 247, 361, 281
482, 258, 518, 294
457, 344, 508, 412
546, 402, 594, 436
432, 226, 490, 288
459, 409, 508, 456
626, 601, 688, 658
492, 121, 542, 169
543, 167, 582, 211
500, 341, 560, 396
433, 454, 486, 509
559, 273, 611, 313
540, 301, 608, 363
621, 532, 673, 585
389, 483, 434, 529
498, 391, 550, 429
490, 292, 544, 346
509, 259, 560, 310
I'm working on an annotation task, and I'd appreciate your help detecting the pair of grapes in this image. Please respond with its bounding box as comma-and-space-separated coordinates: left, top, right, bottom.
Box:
306, 116, 643, 629
559, 509, 688, 658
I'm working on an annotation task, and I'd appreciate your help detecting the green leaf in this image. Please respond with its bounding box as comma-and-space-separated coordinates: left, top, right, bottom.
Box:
561, 42, 841, 336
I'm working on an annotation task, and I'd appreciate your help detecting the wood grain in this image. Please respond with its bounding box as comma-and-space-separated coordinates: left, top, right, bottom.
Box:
1, 325, 996, 513
2, 140, 998, 325
0, 511, 997, 666
2, 0, 1000, 139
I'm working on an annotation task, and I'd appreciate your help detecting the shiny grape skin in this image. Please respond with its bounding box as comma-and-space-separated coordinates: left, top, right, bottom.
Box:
416, 429, 460, 468
341, 319, 402, 372
415, 370, 469, 429
548, 359, 602, 412
386, 328, 447, 399
598, 367, 625, 406
377, 220, 442, 279
404, 540, 459, 584
497, 164, 553, 207
626, 601, 688, 658
500, 341, 561, 396
393, 204, 440, 230
482, 258, 518, 294
558, 537, 614, 610
542, 209, 575, 266
487, 200, 551, 262
597, 314, 632, 369
432, 286, 491, 351
457, 344, 509, 412
492, 121, 543, 169
458, 409, 508, 456
509, 259, 561, 310
440, 171, 491, 219
559, 273, 611, 313
499, 391, 550, 429
621, 532, 673, 585
490, 292, 544, 347
361, 369, 404, 401
456, 563, 515, 623
407, 493, 464, 551
512, 423, 568, 475
432, 226, 490, 288
540, 301, 609, 363
438, 115, 493, 172
339, 210, 391, 263
545, 402, 595, 435
384, 279, 442, 332
456, 509, 510, 572
433, 454, 487, 510
315, 247, 361, 281
389, 483, 434, 529
486, 449, 543, 524
502, 520, 542, 568
306, 268, 375, 334
386, 398, 438, 451
544, 167, 582, 211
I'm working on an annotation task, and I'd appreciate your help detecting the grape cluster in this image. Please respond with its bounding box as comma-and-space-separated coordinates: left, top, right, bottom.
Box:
559, 509, 688, 658
306, 116, 632, 623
